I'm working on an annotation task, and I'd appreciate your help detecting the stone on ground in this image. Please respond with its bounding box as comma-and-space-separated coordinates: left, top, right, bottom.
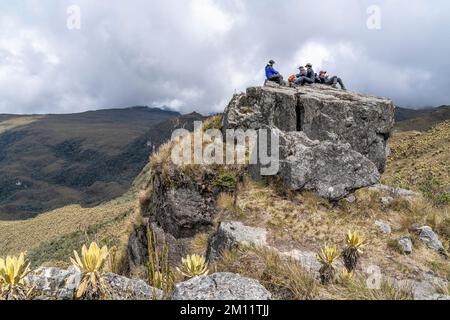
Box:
172, 272, 271, 300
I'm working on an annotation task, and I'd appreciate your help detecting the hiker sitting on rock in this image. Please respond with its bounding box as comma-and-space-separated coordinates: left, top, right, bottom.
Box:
265, 60, 284, 85
294, 63, 315, 86
293, 66, 306, 85
318, 70, 347, 90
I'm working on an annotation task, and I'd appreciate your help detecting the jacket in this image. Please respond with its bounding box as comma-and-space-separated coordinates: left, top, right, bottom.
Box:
306, 67, 316, 81
265, 65, 279, 79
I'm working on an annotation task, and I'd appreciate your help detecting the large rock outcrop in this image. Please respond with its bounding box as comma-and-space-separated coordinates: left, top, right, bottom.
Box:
223, 84, 395, 199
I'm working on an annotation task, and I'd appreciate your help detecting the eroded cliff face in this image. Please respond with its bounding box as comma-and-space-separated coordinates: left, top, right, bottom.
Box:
223, 83, 395, 200
128, 157, 243, 269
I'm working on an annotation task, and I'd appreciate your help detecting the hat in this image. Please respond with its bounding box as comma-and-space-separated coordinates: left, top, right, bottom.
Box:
305, 63, 312, 68
298, 66, 305, 69
319, 70, 327, 75
269, 60, 275, 65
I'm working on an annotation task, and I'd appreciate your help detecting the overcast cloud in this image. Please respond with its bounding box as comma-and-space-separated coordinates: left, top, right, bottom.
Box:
0, 0, 449, 114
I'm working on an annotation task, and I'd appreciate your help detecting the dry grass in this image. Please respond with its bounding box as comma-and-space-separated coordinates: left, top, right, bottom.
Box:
0, 193, 137, 269
217, 193, 235, 212
383, 121, 449, 206
0, 116, 43, 134
214, 246, 319, 300
189, 233, 210, 256
149, 141, 175, 173
202, 115, 223, 131
215, 172, 449, 288
326, 274, 414, 300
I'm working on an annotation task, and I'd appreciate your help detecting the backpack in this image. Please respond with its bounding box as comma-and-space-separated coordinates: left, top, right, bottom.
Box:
288, 74, 296, 83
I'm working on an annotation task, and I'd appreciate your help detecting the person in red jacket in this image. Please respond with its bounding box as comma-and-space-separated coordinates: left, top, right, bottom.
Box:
318, 70, 347, 90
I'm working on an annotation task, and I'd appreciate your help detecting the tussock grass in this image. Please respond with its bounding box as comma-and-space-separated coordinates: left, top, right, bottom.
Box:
217, 193, 235, 212
149, 141, 175, 174
190, 233, 210, 256
328, 274, 414, 300
434, 281, 450, 296
202, 115, 223, 131
214, 246, 319, 300
393, 197, 450, 244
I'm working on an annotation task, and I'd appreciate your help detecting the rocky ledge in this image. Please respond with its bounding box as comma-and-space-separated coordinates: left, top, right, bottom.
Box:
223, 83, 395, 200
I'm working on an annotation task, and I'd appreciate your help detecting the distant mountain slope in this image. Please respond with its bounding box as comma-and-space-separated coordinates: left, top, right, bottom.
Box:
383, 120, 449, 205
395, 107, 424, 122
0, 116, 43, 134
395, 105, 450, 131
0, 107, 204, 220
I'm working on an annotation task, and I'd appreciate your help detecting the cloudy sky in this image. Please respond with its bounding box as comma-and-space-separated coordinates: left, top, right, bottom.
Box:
0, 0, 449, 115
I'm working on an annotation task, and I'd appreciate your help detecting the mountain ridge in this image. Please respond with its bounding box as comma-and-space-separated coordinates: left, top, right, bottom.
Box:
0, 107, 204, 220
395, 105, 450, 131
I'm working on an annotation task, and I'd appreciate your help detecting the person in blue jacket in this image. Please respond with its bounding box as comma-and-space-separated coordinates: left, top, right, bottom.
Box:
265, 60, 284, 85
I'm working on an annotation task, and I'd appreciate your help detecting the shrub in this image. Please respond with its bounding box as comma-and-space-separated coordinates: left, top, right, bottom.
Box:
342, 231, 365, 272
0, 252, 31, 300
214, 171, 238, 190
177, 254, 209, 279
317, 245, 339, 284
70, 242, 109, 299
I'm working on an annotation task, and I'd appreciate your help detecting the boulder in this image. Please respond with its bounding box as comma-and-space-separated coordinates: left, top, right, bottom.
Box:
369, 184, 418, 199
25, 267, 80, 300
416, 226, 445, 253
207, 221, 268, 261
281, 250, 322, 274
294, 86, 394, 173
381, 196, 394, 207
275, 131, 380, 200
25, 267, 161, 300
398, 237, 413, 254
223, 85, 395, 200
409, 275, 449, 300
172, 272, 271, 300
375, 220, 392, 234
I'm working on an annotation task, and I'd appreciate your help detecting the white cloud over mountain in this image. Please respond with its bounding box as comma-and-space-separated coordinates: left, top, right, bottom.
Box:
0, 0, 449, 114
